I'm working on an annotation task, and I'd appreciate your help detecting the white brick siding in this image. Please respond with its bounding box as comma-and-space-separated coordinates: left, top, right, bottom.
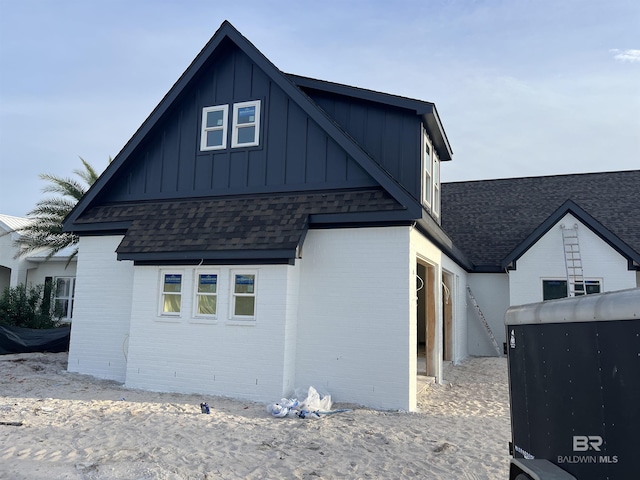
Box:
68, 227, 464, 411
466, 273, 510, 356
67, 236, 134, 381
297, 227, 413, 411
124, 264, 299, 403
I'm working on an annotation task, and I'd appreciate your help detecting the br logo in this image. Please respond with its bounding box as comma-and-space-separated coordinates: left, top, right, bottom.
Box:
573, 435, 603, 452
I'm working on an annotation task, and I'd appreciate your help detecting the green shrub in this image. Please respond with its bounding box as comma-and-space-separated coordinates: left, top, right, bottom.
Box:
0, 283, 61, 329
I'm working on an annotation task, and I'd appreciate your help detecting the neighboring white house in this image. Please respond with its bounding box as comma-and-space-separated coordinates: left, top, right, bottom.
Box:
60, 21, 640, 411
442, 176, 640, 357
0, 214, 77, 322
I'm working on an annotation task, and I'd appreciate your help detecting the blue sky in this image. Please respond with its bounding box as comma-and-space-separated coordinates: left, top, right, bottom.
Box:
1, 0, 638, 217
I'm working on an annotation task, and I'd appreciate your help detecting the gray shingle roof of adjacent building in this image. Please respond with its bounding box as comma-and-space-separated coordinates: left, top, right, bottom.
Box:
75, 188, 406, 264
440, 170, 640, 271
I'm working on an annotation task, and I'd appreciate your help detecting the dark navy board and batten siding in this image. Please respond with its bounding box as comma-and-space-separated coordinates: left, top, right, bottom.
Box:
101, 42, 377, 204
301, 89, 422, 201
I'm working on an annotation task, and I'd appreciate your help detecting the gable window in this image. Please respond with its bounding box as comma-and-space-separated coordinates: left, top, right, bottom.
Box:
161, 272, 183, 315
231, 272, 257, 319
200, 105, 228, 151
542, 279, 601, 301
231, 100, 261, 147
195, 273, 218, 317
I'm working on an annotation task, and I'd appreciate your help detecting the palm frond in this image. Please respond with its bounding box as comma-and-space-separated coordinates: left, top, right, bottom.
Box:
11, 157, 107, 260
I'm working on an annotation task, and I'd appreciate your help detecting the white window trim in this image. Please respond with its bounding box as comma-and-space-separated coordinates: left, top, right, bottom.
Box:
159, 270, 183, 318
231, 100, 261, 148
192, 270, 219, 321
229, 270, 257, 322
200, 105, 228, 151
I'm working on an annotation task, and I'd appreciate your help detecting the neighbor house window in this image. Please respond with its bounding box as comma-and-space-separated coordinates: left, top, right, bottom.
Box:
161, 272, 183, 315
195, 272, 218, 317
54, 277, 75, 321
231, 100, 260, 147
231, 272, 257, 318
542, 279, 601, 301
200, 105, 228, 151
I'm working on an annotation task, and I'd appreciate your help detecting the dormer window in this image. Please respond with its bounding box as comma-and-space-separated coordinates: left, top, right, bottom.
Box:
200, 100, 261, 151
423, 140, 432, 207
423, 127, 440, 217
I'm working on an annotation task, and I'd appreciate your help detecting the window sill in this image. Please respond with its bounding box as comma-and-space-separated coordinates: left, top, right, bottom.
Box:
189, 317, 218, 325
156, 315, 182, 323
226, 318, 256, 326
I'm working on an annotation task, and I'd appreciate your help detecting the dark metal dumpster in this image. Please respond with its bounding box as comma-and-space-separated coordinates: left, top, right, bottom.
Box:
505, 288, 640, 480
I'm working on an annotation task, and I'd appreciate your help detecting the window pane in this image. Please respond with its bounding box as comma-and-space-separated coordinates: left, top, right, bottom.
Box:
586, 281, 601, 295
198, 296, 217, 315
164, 274, 182, 293
198, 274, 217, 293
236, 106, 256, 124
543, 280, 567, 301
55, 299, 69, 317
163, 294, 181, 313
206, 110, 224, 128
235, 296, 255, 316
56, 278, 69, 297
235, 274, 255, 293
206, 130, 223, 147
237, 126, 256, 144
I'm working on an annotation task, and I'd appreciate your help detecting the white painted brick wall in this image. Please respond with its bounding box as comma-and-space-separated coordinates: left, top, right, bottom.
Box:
67, 236, 134, 381
124, 264, 298, 403
297, 227, 413, 411
510, 214, 637, 306
466, 273, 510, 356
441, 255, 469, 363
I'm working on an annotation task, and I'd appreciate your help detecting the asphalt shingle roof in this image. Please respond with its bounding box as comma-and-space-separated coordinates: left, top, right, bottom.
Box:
76, 188, 404, 261
440, 170, 640, 269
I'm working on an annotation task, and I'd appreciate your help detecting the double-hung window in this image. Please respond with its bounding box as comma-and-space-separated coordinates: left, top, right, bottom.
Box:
54, 277, 75, 321
231, 272, 257, 319
432, 151, 440, 217
231, 100, 260, 147
423, 130, 433, 207
200, 105, 228, 151
200, 100, 261, 151
195, 273, 218, 317
161, 272, 183, 315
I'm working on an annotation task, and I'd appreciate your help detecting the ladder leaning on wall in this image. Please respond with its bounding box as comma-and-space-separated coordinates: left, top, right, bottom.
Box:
560, 223, 585, 297
466, 285, 502, 356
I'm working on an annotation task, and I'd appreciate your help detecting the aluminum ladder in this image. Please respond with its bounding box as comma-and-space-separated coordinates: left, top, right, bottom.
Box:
466, 286, 502, 356
561, 224, 584, 297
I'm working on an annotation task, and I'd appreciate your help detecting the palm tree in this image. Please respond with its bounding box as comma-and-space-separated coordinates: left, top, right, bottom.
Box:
9, 157, 107, 261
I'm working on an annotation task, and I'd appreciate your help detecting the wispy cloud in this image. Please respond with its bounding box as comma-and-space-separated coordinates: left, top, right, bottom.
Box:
610, 49, 640, 63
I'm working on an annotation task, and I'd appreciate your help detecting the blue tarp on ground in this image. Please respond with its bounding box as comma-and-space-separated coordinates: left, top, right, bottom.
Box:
0, 325, 70, 354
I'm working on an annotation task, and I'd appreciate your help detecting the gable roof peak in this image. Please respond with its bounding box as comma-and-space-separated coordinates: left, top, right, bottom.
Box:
63, 20, 424, 231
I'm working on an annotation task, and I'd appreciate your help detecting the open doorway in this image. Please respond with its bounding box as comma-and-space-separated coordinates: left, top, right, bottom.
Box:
416, 262, 437, 377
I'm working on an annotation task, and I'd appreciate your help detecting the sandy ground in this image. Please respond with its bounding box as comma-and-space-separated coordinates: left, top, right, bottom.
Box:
1, 352, 511, 479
